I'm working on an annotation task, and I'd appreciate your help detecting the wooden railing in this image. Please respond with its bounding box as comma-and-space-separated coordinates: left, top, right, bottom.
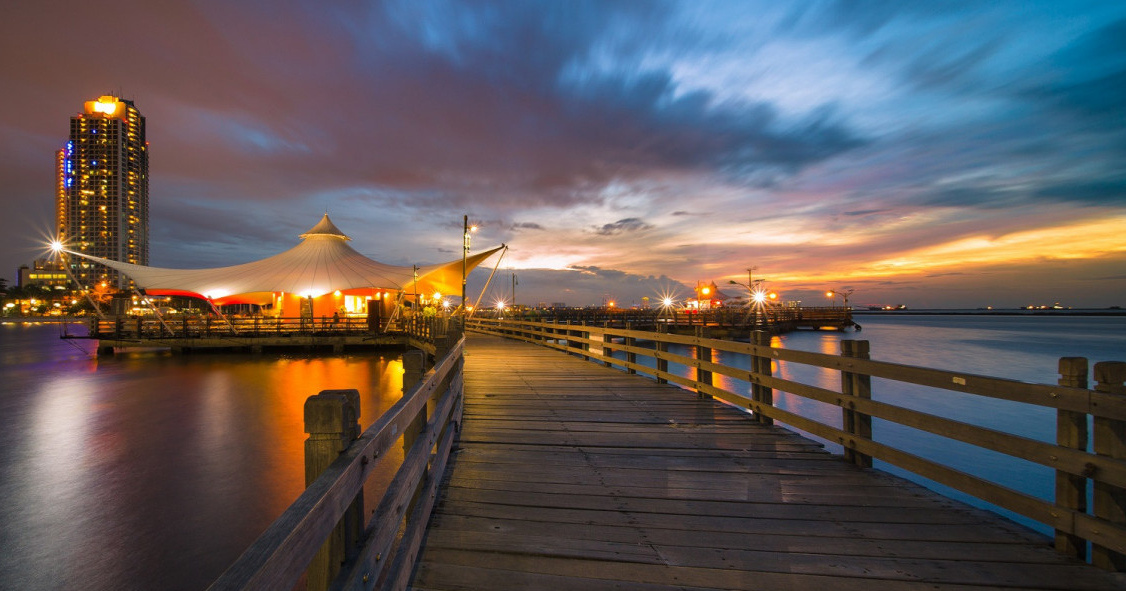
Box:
467, 318, 1126, 571
89, 314, 451, 342
479, 306, 855, 331
207, 325, 465, 591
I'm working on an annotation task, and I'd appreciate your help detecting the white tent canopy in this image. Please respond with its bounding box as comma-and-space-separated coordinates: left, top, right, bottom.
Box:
60, 214, 505, 303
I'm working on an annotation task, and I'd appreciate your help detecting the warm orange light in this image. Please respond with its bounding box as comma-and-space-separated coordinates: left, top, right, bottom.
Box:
768, 292, 778, 300
826, 291, 835, 297
334, 290, 342, 297
701, 287, 710, 295
93, 97, 118, 115
607, 301, 616, 308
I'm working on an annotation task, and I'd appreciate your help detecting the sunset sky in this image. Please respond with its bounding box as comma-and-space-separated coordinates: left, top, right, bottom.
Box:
2, 1, 1124, 308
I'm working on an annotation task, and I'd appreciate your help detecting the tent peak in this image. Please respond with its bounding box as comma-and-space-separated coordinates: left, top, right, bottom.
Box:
300, 214, 350, 240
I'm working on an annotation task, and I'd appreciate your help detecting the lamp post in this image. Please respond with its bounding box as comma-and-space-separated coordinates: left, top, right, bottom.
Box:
461, 215, 477, 315
730, 274, 776, 329
826, 289, 853, 308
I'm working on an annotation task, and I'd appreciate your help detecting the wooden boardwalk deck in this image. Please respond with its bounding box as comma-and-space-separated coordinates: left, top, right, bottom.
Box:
409, 335, 1126, 590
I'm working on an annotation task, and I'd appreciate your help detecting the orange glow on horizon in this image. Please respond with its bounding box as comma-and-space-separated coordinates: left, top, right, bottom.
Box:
771, 215, 1126, 284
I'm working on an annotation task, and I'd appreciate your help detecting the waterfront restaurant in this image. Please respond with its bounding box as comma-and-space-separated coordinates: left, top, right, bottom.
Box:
54, 214, 505, 319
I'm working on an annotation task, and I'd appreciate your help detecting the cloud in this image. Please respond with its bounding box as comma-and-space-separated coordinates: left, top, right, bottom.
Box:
593, 218, 653, 236
3, 1, 1125, 308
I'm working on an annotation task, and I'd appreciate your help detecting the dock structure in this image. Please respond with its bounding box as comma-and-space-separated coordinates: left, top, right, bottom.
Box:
74, 315, 447, 356
499, 306, 858, 334
409, 335, 1125, 590
207, 320, 1126, 591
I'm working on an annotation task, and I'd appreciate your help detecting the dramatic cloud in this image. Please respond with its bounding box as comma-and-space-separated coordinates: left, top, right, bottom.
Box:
2, 1, 1124, 307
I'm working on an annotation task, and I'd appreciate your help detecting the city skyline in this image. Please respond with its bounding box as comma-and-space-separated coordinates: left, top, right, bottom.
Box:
2, 1, 1125, 308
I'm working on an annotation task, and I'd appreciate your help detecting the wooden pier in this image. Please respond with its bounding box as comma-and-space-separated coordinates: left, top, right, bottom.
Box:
410, 335, 1124, 590
497, 306, 859, 334
73, 315, 447, 356
207, 319, 1126, 591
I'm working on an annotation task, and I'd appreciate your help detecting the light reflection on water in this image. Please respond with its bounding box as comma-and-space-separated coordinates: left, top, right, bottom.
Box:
3, 315, 1124, 588
0, 323, 405, 591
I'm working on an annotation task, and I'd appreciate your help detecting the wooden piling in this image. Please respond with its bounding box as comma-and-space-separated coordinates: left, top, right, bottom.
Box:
303, 389, 361, 591
402, 350, 428, 454
750, 330, 773, 425
695, 326, 712, 399
1056, 357, 1089, 560
625, 321, 637, 375
656, 323, 669, 384
841, 340, 872, 468
1093, 361, 1126, 571
602, 321, 613, 368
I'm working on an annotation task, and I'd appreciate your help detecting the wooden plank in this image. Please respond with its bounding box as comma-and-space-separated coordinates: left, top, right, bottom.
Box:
414, 550, 1088, 591
409, 334, 1126, 591
423, 517, 1056, 562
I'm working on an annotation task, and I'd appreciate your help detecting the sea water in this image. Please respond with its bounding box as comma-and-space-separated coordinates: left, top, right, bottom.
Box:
0, 314, 1123, 589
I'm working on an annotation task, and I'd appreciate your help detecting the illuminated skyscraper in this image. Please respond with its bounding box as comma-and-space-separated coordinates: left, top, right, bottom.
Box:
56, 95, 149, 289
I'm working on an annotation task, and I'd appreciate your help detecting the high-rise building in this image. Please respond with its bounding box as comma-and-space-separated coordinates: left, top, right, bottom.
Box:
56, 95, 149, 289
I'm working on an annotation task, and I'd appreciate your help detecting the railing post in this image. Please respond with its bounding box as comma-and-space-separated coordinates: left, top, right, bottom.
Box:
1056, 357, 1089, 560
656, 323, 669, 384
1093, 361, 1126, 571
402, 349, 428, 453
751, 330, 773, 425
841, 340, 872, 468
602, 321, 613, 367
304, 389, 361, 591
695, 326, 712, 399
581, 321, 590, 361
625, 321, 637, 375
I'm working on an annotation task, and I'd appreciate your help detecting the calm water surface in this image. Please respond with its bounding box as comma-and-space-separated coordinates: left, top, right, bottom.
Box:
0, 322, 405, 591
1, 314, 1124, 590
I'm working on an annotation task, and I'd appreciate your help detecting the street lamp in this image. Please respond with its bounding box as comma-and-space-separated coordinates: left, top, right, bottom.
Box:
826, 289, 853, 308
730, 275, 776, 328
462, 215, 478, 315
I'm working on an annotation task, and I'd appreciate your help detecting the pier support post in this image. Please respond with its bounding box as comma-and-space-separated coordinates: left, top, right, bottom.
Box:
1093, 361, 1126, 571
1055, 357, 1089, 560
841, 340, 872, 468
750, 331, 773, 425
602, 321, 613, 367
625, 321, 637, 375
656, 324, 669, 384
304, 389, 361, 591
695, 326, 712, 399
581, 321, 590, 362
402, 350, 428, 454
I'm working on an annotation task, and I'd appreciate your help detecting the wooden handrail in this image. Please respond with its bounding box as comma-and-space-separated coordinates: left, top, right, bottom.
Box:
206, 327, 465, 591
89, 314, 454, 344
466, 317, 1126, 569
